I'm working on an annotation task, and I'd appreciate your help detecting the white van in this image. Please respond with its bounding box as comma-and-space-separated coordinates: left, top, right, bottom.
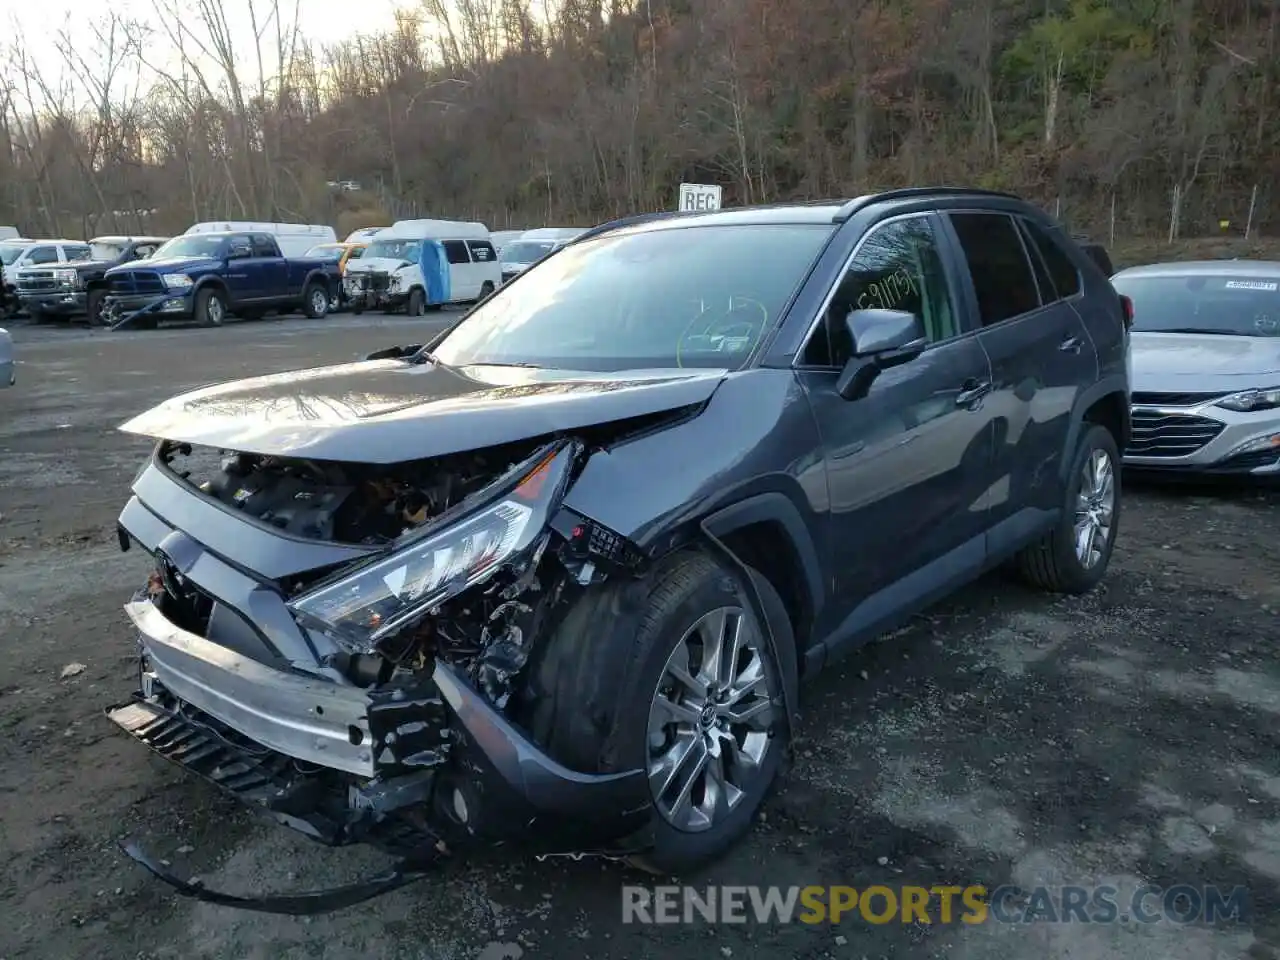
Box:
0, 226, 22, 241
343, 219, 501, 314
183, 221, 337, 258
498, 227, 586, 284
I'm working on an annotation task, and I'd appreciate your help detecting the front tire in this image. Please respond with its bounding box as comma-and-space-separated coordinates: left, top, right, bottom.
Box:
194, 287, 227, 327
303, 282, 329, 319
86, 288, 107, 326
520, 551, 792, 875
1014, 423, 1120, 593
407, 287, 425, 316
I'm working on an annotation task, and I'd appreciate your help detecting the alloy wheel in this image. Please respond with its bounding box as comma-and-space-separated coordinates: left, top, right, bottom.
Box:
1073, 448, 1115, 568
647, 606, 777, 833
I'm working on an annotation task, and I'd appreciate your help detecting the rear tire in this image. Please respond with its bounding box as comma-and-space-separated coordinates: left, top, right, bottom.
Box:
408, 288, 425, 316
519, 551, 793, 875
195, 287, 227, 327
478, 281, 494, 301
1014, 423, 1120, 594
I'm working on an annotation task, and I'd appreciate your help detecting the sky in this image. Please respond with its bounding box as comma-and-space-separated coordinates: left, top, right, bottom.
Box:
3, 0, 416, 100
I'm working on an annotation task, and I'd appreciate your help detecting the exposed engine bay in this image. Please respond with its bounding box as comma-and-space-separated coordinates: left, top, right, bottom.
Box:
154, 428, 650, 710
165, 439, 531, 545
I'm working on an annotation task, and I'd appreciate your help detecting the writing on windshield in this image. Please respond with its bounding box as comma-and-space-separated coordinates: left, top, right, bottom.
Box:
431, 223, 833, 373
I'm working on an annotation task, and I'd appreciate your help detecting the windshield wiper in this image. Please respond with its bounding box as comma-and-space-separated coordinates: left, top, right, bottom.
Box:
470, 360, 541, 368
1147, 327, 1251, 336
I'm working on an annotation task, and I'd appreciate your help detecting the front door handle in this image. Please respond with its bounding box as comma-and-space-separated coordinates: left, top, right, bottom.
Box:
1060, 335, 1082, 354
955, 380, 992, 407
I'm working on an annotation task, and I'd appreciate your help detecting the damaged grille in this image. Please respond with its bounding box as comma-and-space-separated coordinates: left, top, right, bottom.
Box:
107, 691, 441, 855
351, 272, 392, 293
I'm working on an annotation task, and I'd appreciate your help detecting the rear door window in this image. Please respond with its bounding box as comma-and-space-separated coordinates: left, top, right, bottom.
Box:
466, 240, 495, 262
63, 244, 92, 261
947, 213, 1041, 324
251, 234, 277, 257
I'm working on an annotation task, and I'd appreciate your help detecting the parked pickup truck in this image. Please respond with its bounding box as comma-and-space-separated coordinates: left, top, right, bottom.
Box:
101, 231, 341, 329
16, 236, 168, 325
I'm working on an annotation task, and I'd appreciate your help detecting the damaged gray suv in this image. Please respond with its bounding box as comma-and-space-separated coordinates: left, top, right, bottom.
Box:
108, 189, 1130, 909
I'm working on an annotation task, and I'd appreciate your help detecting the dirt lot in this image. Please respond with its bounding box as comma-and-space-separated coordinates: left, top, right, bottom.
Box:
1, 314, 1279, 960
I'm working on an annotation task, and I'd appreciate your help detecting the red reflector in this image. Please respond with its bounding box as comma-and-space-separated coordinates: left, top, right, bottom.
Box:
1120, 295, 1134, 328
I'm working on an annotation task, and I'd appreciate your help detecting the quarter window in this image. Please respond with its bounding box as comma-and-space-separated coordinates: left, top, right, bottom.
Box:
1020, 218, 1082, 298
802, 217, 958, 367
442, 240, 471, 265
948, 212, 1041, 325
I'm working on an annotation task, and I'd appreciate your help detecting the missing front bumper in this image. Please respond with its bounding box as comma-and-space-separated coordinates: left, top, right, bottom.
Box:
113, 597, 652, 856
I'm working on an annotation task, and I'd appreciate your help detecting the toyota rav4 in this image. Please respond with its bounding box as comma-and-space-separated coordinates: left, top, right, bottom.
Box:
107, 188, 1130, 906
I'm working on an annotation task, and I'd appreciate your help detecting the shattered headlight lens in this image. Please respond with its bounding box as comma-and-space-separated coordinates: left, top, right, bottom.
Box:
288, 443, 572, 646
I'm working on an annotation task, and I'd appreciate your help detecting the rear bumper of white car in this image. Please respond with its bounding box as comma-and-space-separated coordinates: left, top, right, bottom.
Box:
1124, 400, 1280, 474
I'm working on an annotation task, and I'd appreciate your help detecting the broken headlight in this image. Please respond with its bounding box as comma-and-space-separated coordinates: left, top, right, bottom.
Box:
288, 444, 571, 648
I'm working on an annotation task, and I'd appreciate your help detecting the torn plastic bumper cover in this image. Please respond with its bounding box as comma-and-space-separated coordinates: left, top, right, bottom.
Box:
107, 596, 651, 911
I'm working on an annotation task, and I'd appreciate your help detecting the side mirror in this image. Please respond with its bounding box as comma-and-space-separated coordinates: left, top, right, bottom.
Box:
364, 344, 424, 361
835, 308, 928, 401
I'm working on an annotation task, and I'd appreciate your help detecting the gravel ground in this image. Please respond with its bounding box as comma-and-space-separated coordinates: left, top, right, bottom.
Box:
1, 315, 1278, 960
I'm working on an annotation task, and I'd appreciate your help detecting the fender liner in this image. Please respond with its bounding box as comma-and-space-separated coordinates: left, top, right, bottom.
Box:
301, 268, 332, 295
699, 492, 824, 624
192, 276, 230, 304
1061, 375, 1130, 482
699, 525, 800, 743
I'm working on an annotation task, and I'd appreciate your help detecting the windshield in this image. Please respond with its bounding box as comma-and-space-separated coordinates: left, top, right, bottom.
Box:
153, 235, 227, 259
90, 241, 128, 261
430, 223, 833, 372
306, 244, 344, 261
366, 238, 422, 262
501, 240, 557, 264
0, 245, 24, 265
1115, 274, 1280, 337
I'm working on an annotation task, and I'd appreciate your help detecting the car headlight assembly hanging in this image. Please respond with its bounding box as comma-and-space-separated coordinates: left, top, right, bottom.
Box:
288, 442, 574, 652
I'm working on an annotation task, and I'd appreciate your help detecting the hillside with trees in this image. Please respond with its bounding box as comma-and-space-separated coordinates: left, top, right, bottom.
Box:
0, 0, 1275, 244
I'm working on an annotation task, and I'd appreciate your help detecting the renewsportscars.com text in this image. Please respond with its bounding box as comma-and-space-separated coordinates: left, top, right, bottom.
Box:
621, 884, 1250, 925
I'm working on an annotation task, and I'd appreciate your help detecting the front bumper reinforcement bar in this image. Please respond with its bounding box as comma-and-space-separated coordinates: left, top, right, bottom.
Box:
119, 839, 443, 914
108, 294, 172, 331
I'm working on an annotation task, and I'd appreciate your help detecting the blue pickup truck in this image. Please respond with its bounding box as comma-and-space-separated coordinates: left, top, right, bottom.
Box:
102, 231, 342, 329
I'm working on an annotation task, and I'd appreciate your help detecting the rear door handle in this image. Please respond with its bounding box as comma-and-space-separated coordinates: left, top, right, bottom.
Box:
955, 380, 992, 407
1060, 335, 1082, 353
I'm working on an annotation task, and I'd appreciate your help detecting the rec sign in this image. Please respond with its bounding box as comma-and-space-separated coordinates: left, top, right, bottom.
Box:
678, 183, 723, 212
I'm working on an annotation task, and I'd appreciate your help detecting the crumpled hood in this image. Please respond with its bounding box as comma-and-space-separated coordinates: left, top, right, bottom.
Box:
118, 359, 727, 463
1131, 332, 1280, 393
